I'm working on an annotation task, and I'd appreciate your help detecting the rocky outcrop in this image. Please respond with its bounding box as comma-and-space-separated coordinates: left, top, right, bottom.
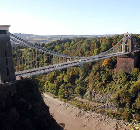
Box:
0, 79, 62, 130
97, 102, 117, 110
85, 90, 116, 110
85, 90, 104, 103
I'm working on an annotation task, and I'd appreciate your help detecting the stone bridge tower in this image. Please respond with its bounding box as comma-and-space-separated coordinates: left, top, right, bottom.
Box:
116, 33, 138, 73
0, 25, 15, 83
122, 33, 133, 53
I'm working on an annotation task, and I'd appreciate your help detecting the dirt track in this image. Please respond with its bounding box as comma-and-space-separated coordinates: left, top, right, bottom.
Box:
43, 93, 128, 130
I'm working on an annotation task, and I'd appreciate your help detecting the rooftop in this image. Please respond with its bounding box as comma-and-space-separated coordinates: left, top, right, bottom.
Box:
0, 25, 11, 31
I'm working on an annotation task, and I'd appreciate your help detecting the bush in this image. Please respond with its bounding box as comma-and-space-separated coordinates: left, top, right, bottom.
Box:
117, 69, 128, 85
48, 83, 59, 95
58, 83, 73, 100
129, 80, 140, 98
75, 86, 86, 97
135, 93, 140, 109
117, 108, 133, 121
131, 68, 139, 81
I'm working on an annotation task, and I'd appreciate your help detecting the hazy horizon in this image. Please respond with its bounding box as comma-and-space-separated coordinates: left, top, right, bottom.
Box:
14, 33, 121, 36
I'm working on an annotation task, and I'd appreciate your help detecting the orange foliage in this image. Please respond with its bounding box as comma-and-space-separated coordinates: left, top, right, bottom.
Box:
102, 58, 112, 68
70, 71, 73, 76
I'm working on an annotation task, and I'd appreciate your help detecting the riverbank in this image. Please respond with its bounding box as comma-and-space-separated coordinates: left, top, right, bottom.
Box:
43, 93, 129, 130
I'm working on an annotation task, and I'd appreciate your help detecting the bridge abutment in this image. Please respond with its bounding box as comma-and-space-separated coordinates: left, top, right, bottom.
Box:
116, 52, 139, 73
0, 25, 15, 84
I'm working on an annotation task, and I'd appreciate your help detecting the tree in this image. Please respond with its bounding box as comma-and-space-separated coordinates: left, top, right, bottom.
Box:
58, 83, 73, 99
47, 72, 57, 83
131, 68, 139, 81
117, 69, 128, 85
63, 74, 71, 83
129, 80, 140, 98
135, 93, 140, 109
75, 86, 86, 97
93, 48, 99, 56
102, 58, 113, 68
48, 83, 59, 95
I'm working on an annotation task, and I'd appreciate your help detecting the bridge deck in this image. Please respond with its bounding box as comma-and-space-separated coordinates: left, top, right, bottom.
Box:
15, 52, 129, 78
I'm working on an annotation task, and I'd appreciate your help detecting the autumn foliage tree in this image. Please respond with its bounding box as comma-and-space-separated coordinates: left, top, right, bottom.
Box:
102, 58, 113, 68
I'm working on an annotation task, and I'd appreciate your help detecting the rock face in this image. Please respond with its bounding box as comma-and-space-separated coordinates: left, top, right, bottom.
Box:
0, 79, 62, 130
85, 90, 104, 103
84, 90, 116, 110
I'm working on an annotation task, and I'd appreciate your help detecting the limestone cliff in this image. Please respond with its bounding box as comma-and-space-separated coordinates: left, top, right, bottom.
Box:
0, 79, 62, 130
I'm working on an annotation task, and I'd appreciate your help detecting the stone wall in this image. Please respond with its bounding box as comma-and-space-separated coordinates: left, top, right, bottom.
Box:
0, 34, 15, 83
116, 52, 139, 73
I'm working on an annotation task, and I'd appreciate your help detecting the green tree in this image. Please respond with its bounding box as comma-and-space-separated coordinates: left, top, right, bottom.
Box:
129, 80, 140, 98
58, 83, 73, 99
47, 72, 57, 83
135, 93, 140, 109
48, 83, 59, 95
75, 86, 86, 97
131, 68, 139, 81
117, 69, 128, 85
93, 48, 99, 56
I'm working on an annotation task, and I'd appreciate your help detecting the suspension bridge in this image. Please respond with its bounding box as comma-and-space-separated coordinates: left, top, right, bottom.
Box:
0, 25, 139, 84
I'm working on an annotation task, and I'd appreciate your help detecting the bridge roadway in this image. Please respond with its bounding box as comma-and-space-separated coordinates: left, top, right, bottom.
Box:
15, 52, 129, 78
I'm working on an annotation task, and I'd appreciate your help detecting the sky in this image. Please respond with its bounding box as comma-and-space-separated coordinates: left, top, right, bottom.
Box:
0, 0, 140, 35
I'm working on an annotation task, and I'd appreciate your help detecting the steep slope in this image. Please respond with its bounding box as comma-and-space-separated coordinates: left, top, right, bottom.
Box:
0, 79, 62, 130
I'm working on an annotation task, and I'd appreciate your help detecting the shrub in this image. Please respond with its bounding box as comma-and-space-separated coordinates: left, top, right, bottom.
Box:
135, 93, 140, 109
131, 68, 140, 81
117, 69, 128, 85
75, 86, 86, 97
129, 80, 140, 98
